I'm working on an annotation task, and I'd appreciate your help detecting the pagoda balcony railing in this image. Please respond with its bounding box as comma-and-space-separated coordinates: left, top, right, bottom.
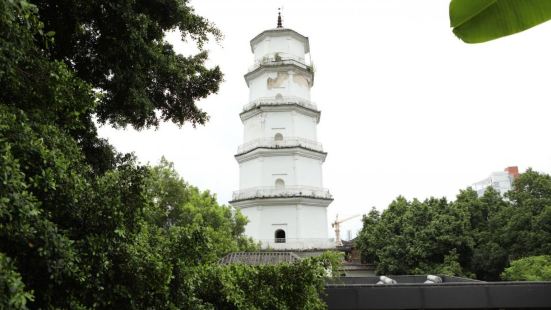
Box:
237, 137, 323, 154
232, 186, 332, 201
242, 96, 318, 112
248, 55, 311, 72
257, 238, 336, 249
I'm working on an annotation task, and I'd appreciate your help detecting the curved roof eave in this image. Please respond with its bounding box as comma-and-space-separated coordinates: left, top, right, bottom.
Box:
250, 28, 310, 53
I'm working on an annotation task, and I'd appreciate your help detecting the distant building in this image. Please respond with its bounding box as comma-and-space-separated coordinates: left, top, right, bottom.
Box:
472, 166, 519, 196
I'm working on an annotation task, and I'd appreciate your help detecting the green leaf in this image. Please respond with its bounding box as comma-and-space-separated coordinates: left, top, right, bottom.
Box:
450, 0, 551, 43
450, 0, 496, 28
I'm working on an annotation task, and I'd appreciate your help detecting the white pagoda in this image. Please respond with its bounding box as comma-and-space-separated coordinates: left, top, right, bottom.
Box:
230, 13, 334, 250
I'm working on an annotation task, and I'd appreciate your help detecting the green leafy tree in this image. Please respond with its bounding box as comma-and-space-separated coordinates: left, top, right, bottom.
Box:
0, 107, 86, 307
357, 196, 473, 276
435, 249, 466, 277
357, 169, 551, 280
1, 0, 333, 307
454, 187, 509, 280
193, 259, 328, 310
34, 0, 223, 129
357, 208, 380, 264
144, 158, 257, 261
0, 253, 34, 310
502, 255, 551, 281
504, 169, 551, 258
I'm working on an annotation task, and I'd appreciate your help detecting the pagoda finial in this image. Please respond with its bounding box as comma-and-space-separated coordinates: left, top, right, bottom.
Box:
277, 8, 283, 28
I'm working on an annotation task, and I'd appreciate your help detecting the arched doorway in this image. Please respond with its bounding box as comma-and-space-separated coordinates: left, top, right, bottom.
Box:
275, 178, 285, 189
275, 229, 286, 243
274, 133, 283, 141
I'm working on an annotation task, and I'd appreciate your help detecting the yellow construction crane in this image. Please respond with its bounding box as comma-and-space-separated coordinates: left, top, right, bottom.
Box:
331, 214, 361, 246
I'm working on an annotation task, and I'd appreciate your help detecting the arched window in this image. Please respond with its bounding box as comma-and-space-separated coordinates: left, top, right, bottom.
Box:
275, 93, 283, 101
275, 178, 285, 189
274, 133, 283, 141
275, 229, 286, 243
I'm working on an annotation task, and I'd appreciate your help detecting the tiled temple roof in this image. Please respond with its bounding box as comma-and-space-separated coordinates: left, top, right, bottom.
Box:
219, 252, 301, 265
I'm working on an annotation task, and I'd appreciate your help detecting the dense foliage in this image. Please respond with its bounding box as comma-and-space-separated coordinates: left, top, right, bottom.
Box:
191, 253, 341, 310
34, 0, 223, 129
357, 170, 551, 280
1, 0, 332, 308
501, 255, 551, 281
0, 253, 33, 310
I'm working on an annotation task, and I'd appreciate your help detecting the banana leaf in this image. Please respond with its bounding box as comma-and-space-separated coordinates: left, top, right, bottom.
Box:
450, 0, 551, 43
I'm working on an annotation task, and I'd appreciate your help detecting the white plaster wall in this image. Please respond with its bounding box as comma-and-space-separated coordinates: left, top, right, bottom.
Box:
244, 204, 328, 239
241, 207, 261, 238
253, 36, 306, 62
243, 114, 262, 142
295, 157, 323, 187
239, 159, 262, 189
297, 205, 328, 238
242, 111, 317, 143
257, 205, 298, 240
239, 155, 322, 189
292, 113, 317, 140
264, 111, 292, 140
239, 156, 295, 188
248, 71, 311, 102
253, 39, 269, 61
241, 203, 330, 249
260, 155, 296, 187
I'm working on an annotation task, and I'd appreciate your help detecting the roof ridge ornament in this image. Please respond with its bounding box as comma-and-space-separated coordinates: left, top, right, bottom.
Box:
277, 8, 283, 28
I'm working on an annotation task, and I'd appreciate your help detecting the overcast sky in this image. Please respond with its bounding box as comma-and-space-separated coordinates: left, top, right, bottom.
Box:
98, 0, 551, 239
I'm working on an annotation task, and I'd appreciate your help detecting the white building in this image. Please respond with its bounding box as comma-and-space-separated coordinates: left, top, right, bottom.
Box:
230, 15, 334, 250
472, 166, 519, 196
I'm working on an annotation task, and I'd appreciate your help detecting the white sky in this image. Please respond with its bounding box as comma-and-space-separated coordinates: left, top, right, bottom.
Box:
98, 0, 551, 239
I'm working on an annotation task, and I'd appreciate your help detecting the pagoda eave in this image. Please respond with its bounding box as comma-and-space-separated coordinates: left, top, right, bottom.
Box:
234, 147, 327, 164
244, 62, 314, 87
249, 28, 310, 53
240, 104, 320, 123
230, 196, 333, 208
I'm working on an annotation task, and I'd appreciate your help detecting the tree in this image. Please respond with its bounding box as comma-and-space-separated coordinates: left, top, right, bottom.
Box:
356, 208, 380, 264
356, 170, 551, 280
144, 157, 257, 261
504, 169, 551, 258
34, 0, 223, 129
1, 0, 243, 308
0, 246, 34, 310
445, 187, 509, 280
357, 196, 473, 276
502, 255, 551, 281
191, 253, 340, 310
450, 0, 551, 43
1, 0, 334, 307
2, 0, 223, 174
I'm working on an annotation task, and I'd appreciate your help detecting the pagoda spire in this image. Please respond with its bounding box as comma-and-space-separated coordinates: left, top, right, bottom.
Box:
277, 8, 283, 28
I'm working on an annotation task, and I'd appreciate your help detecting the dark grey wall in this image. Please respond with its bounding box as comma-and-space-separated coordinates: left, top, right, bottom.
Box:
324, 280, 551, 309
